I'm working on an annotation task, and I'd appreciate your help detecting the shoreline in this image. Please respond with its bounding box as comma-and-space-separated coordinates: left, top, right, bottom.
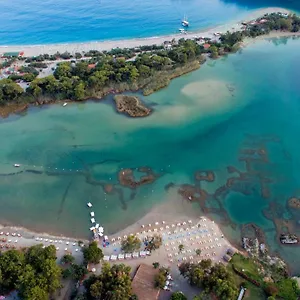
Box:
1, 31, 299, 119
0, 196, 240, 270
0, 7, 292, 57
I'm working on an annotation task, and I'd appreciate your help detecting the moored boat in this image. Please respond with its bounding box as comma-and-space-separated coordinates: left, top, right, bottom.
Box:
182, 15, 189, 27
280, 233, 298, 244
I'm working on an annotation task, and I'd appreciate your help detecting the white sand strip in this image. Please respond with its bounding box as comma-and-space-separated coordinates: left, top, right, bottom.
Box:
0, 8, 291, 57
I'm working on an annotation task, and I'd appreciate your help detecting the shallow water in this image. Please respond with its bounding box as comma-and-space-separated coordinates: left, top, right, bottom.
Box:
0, 0, 296, 45
1, 37, 300, 273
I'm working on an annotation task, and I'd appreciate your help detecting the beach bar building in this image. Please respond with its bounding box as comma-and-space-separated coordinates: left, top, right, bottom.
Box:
1, 51, 24, 58
132, 264, 160, 300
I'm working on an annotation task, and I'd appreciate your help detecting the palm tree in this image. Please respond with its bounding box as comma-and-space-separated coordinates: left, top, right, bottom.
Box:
178, 244, 184, 252
196, 249, 201, 256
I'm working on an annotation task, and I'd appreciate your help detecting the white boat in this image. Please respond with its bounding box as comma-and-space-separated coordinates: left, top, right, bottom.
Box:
182, 15, 189, 27
14, 164, 21, 167
90, 211, 95, 217
179, 28, 185, 32
91, 218, 95, 223
63, 102, 68, 107
87, 202, 92, 207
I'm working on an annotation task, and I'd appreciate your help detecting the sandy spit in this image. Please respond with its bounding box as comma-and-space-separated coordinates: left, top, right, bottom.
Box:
0, 8, 292, 57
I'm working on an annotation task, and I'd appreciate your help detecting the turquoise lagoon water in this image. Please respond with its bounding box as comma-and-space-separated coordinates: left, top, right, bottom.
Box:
1, 37, 300, 272
0, 0, 299, 45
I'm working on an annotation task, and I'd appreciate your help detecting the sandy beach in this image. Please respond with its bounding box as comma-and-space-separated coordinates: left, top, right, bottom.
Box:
0, 7, 292, 57
0, 195, 237, 269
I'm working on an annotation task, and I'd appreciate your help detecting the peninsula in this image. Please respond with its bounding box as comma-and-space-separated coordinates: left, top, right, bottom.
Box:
0, 9, 300, 118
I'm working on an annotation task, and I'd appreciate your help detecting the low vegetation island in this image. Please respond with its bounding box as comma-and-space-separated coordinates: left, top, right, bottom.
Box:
114, 95, 151, 117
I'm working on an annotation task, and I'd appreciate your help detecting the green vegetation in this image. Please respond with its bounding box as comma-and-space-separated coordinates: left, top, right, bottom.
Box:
230, 253, 262, 284
146, 234, 163, 252
228, 253, 300, 300
179, 259, 239, 300
82, 241, 103, 264
178, 244, 184, 252
84, 263, 132, 300
154, 267, 169, 289
61, 253, 75, 264
153, 262, 160, 269
171, 291, 188, 300
121, 235, 141, 252
0, 79, 24, 104
63, 263, 88, 281
0, 244, 62, 299
0, 12, 299, 115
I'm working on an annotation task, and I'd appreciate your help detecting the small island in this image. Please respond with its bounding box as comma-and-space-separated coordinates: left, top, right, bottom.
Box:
114, 95, 151, 117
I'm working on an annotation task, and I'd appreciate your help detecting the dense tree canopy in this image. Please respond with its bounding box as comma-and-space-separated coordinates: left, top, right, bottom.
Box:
179, 260, 239, 300
146, 234, 162, 252
84, 263, 132, 300
83, 241, 103, 264
0, 79, 24, 104
171, 291, 188, 300
121, 235, 141, 253
0, 244, 62, 299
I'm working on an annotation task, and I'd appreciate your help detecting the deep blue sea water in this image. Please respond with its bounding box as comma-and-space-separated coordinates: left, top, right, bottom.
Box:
0, 0, 299, 45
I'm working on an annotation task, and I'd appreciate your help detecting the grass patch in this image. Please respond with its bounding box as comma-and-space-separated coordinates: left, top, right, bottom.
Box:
227, 254, 266, 299
230, 253, 263, 283
275, 278, 300, 300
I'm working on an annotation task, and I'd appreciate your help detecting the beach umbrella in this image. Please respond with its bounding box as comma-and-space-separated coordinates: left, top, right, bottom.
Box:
92, 268, 96, 272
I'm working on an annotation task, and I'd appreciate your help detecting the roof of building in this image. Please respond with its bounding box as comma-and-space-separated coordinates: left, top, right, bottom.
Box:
2, 51, 24, 57
203, 43, 211, 49
132, 264, 160, 300
87, 63, 96, 69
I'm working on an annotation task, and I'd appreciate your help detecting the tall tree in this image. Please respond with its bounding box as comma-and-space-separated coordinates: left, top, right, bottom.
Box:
83, 241, 103, 264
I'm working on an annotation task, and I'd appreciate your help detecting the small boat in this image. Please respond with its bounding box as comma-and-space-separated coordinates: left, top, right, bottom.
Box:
182, 15, 189, 27
280, 234, 298, 244
90, 211, 95, 217
14, 164, 21, 167
87, 202, 92, 207
179, 28, 185, 33
91, 218, 95, 223
63, 102, 68, 107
